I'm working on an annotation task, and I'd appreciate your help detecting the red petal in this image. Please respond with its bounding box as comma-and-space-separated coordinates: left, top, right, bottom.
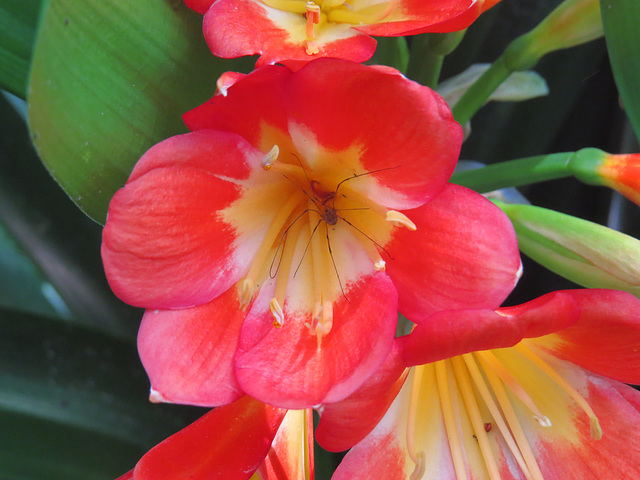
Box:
387, 184, 522, 320
532, 289, 640, 384
357, 0, 487, 36
102, 131, 263, 309
114, 470, 134, 480
137, 288, 245, 407
203, 0, 376, 67
183, 0, 213, 14
283, 59, 461, 210
399, 291, 580, 367
315, 341, 408, 452
235, 272, 398, 408
133, 397, 287, 480
183, 65, 292, 151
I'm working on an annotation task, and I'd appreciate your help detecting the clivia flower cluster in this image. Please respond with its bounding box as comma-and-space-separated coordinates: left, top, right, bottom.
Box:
101, 0, 640, 479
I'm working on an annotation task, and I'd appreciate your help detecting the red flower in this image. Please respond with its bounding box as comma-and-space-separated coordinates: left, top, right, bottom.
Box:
101, 58, 521, 409
115, 396, 313, 480
318, 289, 640, 479
596, 153, 640, 206
184, 0, 500, 66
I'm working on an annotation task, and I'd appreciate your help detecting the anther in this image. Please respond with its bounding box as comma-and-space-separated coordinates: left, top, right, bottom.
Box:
374, 259, 386, 271
238, 277, 255, 309
305, 40, 320, 55
262, 145, 280, 170
269, 297, 285, 328
386, 210, 417, 231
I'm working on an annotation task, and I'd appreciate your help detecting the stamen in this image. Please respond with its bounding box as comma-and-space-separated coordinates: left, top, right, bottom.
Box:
477, 350, 552, 428
305, 2, 321, 39
239, 190, 304, 307
374, 259, 386, 271
435, 360, 469, 480
269, 297, 285, 327
516, 343, 603, 440
451, 357, 501, 480
406, 367, 425, 470
477, 354, 545, 480
462, 354, 537, 480
238, 277, 256, 309
262, 145, 280, 170
305, 40, 320, 55
386, 210, 417, 231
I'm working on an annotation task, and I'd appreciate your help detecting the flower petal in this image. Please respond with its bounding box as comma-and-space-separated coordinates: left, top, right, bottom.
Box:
315, 341, 408, 452
137, 288, 245, 407
399, 291, 580, 367
496, 348, 640, 479
283, 59, 462, 210
183, 64, 293, 151
202, 0, 376, 67
387, 184, 522, 320
256, 409, 315, 480
184, 0, 214, 15
235, 272, 398, 408
332, 365, 452, 480
355, 0, 485, 36
532, 289, 640, 384
133, 396, 287, 480
102, 130, 265, 309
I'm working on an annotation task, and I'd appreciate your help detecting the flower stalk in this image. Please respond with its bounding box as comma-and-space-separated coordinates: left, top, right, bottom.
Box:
452, 0, 603, 124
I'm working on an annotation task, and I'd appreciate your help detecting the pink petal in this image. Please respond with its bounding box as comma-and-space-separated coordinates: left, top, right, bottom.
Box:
114, 470, 133, 480
102, 131, 264, 309
315, 341, 408, 452
283, 59, 462, 210
137, 288, 245, 407
133, 396, 287, 480
235, 272, 398, 408
399, 291, 580, 367
203, 0, 376, 67
387, 184, 522, 320
532, 289, 640, 384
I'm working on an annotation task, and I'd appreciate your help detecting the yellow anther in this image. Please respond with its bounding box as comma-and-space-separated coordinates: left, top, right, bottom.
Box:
262, 145, 280, 170
305, 40, 320, 55
386, 210, 417, 231
238, 278, 256, 309
374, 259, 386, 271
269, 297, 285, 328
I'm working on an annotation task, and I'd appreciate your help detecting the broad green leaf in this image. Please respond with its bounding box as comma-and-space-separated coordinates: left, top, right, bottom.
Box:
601, 0, 640, 141
1, 94, 140, 338
29, 0, 253, 224
0, 0, 43, 98
0, 308, 202, 480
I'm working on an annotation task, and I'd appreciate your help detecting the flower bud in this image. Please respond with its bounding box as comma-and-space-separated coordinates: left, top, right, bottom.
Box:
497, 201, 640, 297
505, 0, 603, 71
570, 147, 640, 206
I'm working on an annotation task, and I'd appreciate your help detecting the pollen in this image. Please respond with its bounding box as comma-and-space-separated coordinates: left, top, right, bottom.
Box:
269, 297, 285, 327
262, 144, 280, 170
386, 210, 417, 231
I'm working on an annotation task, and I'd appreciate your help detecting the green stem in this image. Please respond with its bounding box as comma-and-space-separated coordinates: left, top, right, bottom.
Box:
451, 54, 512, 125
450, 152, 576, 192
406, 34, 443, 88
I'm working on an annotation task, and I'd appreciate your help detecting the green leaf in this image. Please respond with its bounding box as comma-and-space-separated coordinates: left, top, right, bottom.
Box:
0, 308, 203, 480
28, 0, 253, 224
1, 94, 140, 338
0, 0, 43, 98
601, 0, 640, 142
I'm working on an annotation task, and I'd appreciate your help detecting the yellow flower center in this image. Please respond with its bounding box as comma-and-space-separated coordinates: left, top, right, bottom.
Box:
259, 0, 397, 55
406, 342, 602, 480
235, 145, 413, 338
